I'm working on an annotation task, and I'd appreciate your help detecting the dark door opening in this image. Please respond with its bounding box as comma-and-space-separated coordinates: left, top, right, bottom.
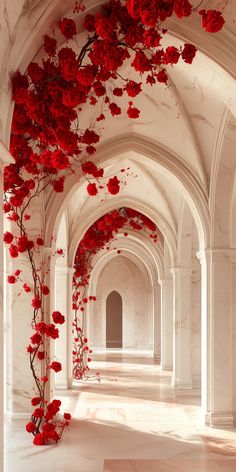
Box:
106, 290, 122, 348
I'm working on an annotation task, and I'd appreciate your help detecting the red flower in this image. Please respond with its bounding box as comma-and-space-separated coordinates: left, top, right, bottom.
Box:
156, 69, 168, 84
33, 433, 46, 446
27, 345, 34, 353
7, 275, 16, 284
9, 244, 18, 258
42, 423, 59, 441
125, 80, 142, 97
113, 87, 123, 97
59, 51, 78, 81
64, 412, 71, 421
127, 104, 140, 119
18, 235, 34, 252
77, 65, 96, 86
35, 322, 47, 334
43, 35, 57, 55
126, 0, 141, 19
14, 269, 21, 276
3, 202, 11, 213
83, 14, 96, 32
36, 237, 44, 246
33, 407, 44, 418
143, 29, 161, 47
38, 351, 45, 360
131, 51, 151, 73
182, 44, 197, 64
107, 176, 120, 195
95, 14, 113, 40
87, 183, 98, 196
42, 285, 50, 295
51, 150, 69, 170
41, 376, 48, 383
46, 324, 59, 339
26, 421, 37, 433
58, 18, 77, 39
82, 129, 100, 145
46, 401, 60, 420
199, 9, 225, 33
174, 0, 192, 19
31, 397, 41, 406
52, 311, 65, 325
50, 361, 62, 373
93, 81, 106, 97
32, 296, 41, 309
4, 231, 13, 244
12, 72, 29, 104
52, 177, 65, 193
109, 103, 121, 116
28, 63, 45, 83
23, 283, 31, 293
164, 46, 180, 65
30, 333, 42, 345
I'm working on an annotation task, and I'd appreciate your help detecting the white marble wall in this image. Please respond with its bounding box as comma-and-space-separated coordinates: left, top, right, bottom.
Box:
90, 256, 153, 350
231, 260, 236, 420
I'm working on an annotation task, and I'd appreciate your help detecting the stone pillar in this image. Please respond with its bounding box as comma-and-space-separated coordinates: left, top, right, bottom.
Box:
198, 249, 233, 427
1, 147, 14, 472
0, 167, 4, 472
153, 283, 161, 361
43, 247, 55, 402
54, 265, 69, 389
160, 277, 173, 370
67, 268, 74, 388
171, 267, 192, 389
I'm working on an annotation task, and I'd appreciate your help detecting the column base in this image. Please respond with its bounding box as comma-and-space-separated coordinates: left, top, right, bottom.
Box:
161, 364, 172, 371
205, 412, 234, 428
171, 376, 193, 390
154, 353, 161, 362
55, 379, 69, 389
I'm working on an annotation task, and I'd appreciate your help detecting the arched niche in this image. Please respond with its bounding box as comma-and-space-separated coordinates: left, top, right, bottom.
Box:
106, 290, 123, 349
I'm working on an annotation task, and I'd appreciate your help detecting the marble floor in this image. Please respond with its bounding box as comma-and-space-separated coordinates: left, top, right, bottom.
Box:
4, 352, 236, 472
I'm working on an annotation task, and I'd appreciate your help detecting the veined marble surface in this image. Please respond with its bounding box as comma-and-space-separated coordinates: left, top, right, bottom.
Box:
4, 353, 236, 472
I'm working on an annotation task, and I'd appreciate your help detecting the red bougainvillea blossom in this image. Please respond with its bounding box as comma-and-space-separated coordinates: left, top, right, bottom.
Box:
4, 0, 225, 446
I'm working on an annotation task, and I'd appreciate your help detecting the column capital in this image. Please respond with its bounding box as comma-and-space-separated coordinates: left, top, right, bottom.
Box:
170, 267, 192, 276
196, 248, 235, 263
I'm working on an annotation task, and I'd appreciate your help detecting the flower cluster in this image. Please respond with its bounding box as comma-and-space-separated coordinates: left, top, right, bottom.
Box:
4, 0, 225, 445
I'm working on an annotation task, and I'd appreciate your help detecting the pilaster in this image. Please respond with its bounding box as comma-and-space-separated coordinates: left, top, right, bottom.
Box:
171, 267, 193, 389
197, 248, 233, 427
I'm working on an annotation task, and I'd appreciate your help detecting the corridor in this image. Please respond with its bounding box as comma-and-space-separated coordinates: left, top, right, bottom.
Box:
5, 353, 236, 472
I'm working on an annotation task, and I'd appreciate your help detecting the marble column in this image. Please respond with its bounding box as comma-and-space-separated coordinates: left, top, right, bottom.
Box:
1, 147, 14, 472
53, 265, 69, 389
67, 268, 74, 387
171, 267, 193, 389
198, 249, 233, 427
160, 277, 173, 371
43, 247, 55, 402
153, 284, 161, 361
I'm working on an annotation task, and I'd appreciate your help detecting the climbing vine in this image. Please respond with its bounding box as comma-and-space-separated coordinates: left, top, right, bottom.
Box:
3, 0, 225, 445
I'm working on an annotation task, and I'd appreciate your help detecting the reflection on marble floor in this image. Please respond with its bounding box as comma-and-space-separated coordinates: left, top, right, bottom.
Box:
4, 352, 236, 472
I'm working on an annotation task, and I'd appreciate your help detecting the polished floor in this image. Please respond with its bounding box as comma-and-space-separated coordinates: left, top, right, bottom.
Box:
5, 352, 236, 471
